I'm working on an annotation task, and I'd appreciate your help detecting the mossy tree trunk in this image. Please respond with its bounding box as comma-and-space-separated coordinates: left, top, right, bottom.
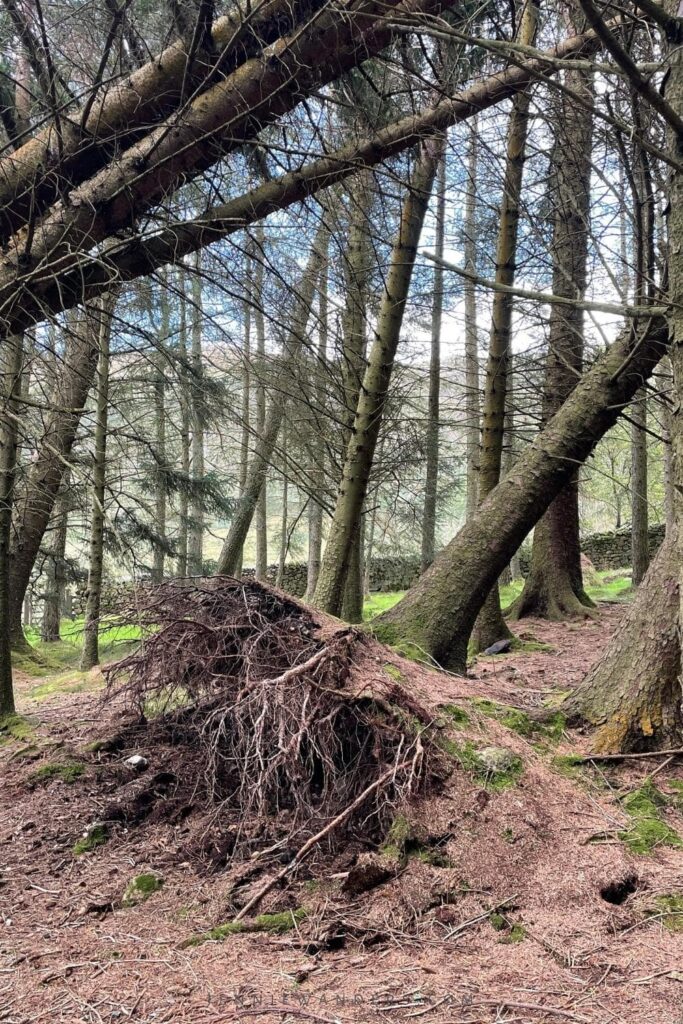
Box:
375, 318, 668, 672
471, 0, 537, 652
509, 55, 595, 621
312, 139, 442, 616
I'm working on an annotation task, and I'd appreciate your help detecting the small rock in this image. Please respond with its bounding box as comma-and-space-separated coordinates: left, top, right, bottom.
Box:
342, 853, 395, 896
477, 746, 519, 774
125, 755, 149, 772
483, 639, 513, 656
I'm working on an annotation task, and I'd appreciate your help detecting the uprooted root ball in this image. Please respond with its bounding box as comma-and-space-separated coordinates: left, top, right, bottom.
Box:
104, 577, 440, 858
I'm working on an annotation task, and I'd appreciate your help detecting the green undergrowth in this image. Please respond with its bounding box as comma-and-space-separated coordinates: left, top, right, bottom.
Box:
183, 909, 307, 947
73, 823, 108, 856
619, 781, 683, 855
28, 671, 103, 701
30, 760, 86, 785
17, 618, 142, 678
490, 912, 526, 943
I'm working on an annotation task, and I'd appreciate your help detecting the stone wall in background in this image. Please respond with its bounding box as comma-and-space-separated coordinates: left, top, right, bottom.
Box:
241, 555, 423, 598
581, 522, 665, 571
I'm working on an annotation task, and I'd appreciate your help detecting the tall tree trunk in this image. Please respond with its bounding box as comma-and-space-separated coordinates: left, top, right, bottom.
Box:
421, 149, 446, 570
312, 139, 441, 615
188, 257, 205, 576
339, 171, 374, 619
8, 305, 104, 648
152, 285, 169, 584
0, 333, 23, 714
306, 248, 329, 601
375, 318, 668, 672
565, 3, 683, 751
509, 54, 595, 621
464, 123, 480, 518
471, 0, 537, 652
177, 273, 190, 576
81, 294, 116, 671
236, 245, 253, 577
277, 452, 288, 588
41, 485, 69, 643
254, 224, 268, 580
217, 224, 328, 575
630, 391, 649, 585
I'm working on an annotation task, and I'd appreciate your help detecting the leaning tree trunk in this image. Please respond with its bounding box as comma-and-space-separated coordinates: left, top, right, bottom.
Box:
0, 333, 23, 714
564, 538, 681, 751
81, 294, 116, 671
471, 0, 537, 652
509, 56, 595, 621
313, 138, 441, 616
8, 305, 103, 648
375, 317, 668, 672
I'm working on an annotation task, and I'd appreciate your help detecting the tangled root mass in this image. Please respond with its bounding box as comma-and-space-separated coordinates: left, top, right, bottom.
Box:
105, 578, 437, 856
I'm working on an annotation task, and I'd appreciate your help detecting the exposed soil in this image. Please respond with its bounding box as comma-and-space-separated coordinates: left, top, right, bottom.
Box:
2, 599, 683, 1024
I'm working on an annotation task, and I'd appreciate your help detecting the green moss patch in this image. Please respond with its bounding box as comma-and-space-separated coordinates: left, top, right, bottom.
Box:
383, 663, 403, 683
73, 823, 108, 856
652, 894, 683, 932
123, 872, 164, 907
440, 704, 470, 728
470, 698, 564, 743
0, 714, 35, 743
30, 760, 86, 785
183, 909, 306, 947
619, 782, 683, 855
445, 739, 523, 792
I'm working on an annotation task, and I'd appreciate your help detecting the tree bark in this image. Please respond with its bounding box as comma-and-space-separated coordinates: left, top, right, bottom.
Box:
464, 124, 480, 519
236, 245, 253, 577
152, 285, 169, 584
216, 224, 328, 575
630, 390, 649, 585
177, 273, 190, 576
254, 224, 268, 580
188, 257, 205, 576
8, 305, 104, 648
312, 139, 441, 616
564, 538, 681, 751
509, 55, 595, 621
41, 485, 69, 643
471, 0, 537, 652
375, 317, 668, 672
0, 333, 23, 714
305, 246, 329, 601
81, 294, 117, 671
421, 148, 446, 570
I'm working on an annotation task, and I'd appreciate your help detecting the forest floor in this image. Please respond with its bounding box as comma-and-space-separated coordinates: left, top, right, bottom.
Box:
2, 579, 683, 1024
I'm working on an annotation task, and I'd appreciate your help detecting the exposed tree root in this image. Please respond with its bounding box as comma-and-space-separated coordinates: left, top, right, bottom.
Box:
104, 577, 439, 858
